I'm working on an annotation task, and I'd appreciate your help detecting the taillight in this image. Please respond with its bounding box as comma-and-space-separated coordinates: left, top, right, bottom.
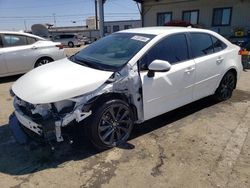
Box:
239, 49, 249, 55
56, 43, 64, 49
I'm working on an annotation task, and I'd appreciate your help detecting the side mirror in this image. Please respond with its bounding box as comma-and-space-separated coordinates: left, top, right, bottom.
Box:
147, 59, 171, 77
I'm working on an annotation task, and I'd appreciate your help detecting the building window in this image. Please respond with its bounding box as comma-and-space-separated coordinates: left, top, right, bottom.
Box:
124, 25, 132, 30
212, 7, 232, 26
157, 12, 172, 26
182, 10, 199, 25
113, 25, 120, 32
104, 26, 111, 34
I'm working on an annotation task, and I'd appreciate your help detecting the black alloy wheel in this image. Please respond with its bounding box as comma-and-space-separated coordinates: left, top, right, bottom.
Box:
87, 99, 134, 150
214, 71, 236, 101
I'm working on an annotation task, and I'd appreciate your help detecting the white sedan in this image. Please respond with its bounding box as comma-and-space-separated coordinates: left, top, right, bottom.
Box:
9, 27, 242, 149
0, 31, 65, 77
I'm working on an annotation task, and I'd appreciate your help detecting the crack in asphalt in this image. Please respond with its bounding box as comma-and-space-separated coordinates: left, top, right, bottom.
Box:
149, 133, 167, 177
225, 129, 250, 188
209, 105, 249, 188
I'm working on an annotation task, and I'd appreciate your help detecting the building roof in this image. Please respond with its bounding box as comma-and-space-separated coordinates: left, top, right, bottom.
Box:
0, 31, 45, 40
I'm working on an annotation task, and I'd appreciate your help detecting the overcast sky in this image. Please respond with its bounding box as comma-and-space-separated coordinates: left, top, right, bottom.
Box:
0, 0, 140, 31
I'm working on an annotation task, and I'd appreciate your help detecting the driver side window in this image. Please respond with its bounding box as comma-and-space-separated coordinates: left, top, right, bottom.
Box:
139, 33, 189, 70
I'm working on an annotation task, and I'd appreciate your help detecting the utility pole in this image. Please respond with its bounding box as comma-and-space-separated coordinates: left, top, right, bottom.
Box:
95, 0, 98, 30
53, 13, 57, 27
98, 0, 105, 38
24, 20, 27, 31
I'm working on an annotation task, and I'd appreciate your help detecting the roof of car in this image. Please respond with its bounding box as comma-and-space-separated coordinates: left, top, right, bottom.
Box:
0, 31, 45, 40
119, 26, 212, 35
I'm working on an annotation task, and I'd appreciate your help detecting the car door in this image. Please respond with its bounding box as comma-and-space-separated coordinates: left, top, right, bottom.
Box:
139, 33, 196, 121
189, 33, 226, 100
0, 34, 8, 76
2, 34, 37, 73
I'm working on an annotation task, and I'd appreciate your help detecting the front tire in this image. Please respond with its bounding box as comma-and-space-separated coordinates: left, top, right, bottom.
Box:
213, 71, 236, 101
87, 99, 134, 150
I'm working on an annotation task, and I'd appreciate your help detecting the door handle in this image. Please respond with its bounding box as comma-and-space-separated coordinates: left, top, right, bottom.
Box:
216, 57, 224, 64
184, 67, 195, 74
31, 46, 38, 50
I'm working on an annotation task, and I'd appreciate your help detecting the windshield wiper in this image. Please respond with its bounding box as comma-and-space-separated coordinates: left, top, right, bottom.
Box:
70, 55, 117, 72
69, 55, 94, 68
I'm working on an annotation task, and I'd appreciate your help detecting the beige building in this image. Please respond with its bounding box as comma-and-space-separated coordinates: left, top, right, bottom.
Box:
85, 17, 141, 35
135, 0, 250, 37
86, 16, 99, 30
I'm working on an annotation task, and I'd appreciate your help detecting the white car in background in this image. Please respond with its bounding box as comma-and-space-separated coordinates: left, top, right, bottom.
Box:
52, 34, 86, 47
0, 31, 65, 77
9, 27, 242, 149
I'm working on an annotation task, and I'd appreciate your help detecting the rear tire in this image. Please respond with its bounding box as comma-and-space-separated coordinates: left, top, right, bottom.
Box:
86, 99, 134, 150
35, 57, 53, 67
68, 41, 74, 48
213, 71, 236, 101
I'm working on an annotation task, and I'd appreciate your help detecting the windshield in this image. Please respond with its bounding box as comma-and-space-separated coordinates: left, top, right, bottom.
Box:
70, 33, 155, 71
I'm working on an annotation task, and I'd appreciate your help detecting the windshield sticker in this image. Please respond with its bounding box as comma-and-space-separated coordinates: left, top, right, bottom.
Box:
131, 35, 150, 42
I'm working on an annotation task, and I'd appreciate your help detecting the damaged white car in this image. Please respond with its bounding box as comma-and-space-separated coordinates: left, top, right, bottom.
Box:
9, 27, 242, 149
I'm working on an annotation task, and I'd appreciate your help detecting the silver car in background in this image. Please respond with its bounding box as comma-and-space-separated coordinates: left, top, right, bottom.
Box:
52, 34, 86, 47
0, 31, 65, 77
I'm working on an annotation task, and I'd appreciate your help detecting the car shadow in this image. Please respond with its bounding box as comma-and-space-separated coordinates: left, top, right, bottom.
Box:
0, 89, 249, 176
0, 75, 22, 84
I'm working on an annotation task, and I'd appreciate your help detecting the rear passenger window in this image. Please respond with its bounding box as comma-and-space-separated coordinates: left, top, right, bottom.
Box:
211, 36, 227, 52
26, 37, 37, 44
190, 33, 214, 58
54, 35, 60, 39
140, 34, 189, 70
2, 34, 27, 47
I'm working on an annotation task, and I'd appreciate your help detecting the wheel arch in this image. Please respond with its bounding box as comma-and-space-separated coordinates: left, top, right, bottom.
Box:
34, 56, 54, 68
223, 68, 238, 89
214, 67, 238, 93
88, 92, 138, 121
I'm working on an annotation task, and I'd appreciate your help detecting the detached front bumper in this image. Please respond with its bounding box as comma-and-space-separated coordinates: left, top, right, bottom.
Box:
9, 97, 92, 144
9, 110, 56, 144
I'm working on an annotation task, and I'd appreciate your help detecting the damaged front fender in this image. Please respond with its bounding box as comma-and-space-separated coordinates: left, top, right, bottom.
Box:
11, 63, 144, 144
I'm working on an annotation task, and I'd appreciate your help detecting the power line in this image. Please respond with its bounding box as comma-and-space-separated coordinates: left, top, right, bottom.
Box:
0, 13, 138, 19
0, 0, 86, 9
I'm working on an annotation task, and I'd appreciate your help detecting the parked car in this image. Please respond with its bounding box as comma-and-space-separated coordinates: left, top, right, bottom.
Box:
9, 27, 242, 149
52, 34, 86, 47
0, 31, 65, 77
239, 41, 250, 69
229, 36, 250, 48
165, 20, 194, 27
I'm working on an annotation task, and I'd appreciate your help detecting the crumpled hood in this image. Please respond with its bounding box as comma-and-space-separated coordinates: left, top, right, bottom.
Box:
12, 58, 113, 104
